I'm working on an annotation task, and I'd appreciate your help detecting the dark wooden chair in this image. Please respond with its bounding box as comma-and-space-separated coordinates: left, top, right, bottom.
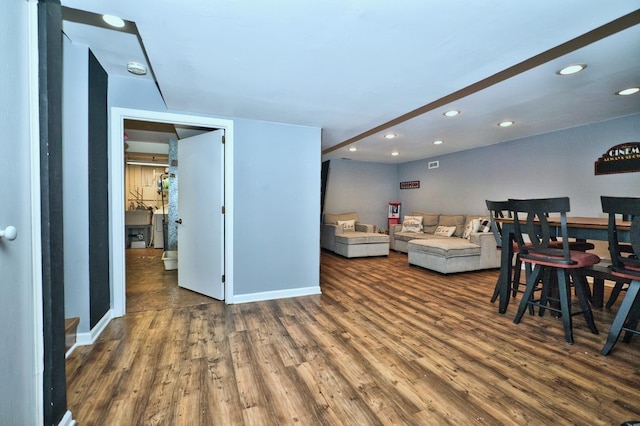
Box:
600, 196, 640, 355
486, 200, 526, 303
510, 197, 600, 344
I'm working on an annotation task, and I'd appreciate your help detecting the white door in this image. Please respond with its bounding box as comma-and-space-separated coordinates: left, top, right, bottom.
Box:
177, 129, 225, 299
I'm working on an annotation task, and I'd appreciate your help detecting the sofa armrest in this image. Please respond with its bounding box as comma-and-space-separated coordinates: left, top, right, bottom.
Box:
469, 232, 501, 268
320, 223, 341, 251
356, 223, 374, 233
389, 224, 403, 250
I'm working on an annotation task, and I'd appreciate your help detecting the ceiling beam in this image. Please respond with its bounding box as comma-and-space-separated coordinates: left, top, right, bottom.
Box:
323, 8, 640, 155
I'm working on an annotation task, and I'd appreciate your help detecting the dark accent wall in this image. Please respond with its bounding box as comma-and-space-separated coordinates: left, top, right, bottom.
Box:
88, 51, 110, 328
38, 0, 67, 424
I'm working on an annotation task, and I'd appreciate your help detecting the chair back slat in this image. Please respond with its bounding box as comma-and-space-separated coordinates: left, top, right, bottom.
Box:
485, 200, 511, 248
600, 196, 640, 276
509, 197, 574, 265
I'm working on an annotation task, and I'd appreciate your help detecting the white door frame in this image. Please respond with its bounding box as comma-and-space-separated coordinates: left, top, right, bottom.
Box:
109, 108, 234, 317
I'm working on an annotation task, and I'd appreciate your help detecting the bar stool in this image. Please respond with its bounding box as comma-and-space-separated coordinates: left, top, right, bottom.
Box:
600, 196, 640, 355
486, 200, 526, 303
510, 197, 600, 344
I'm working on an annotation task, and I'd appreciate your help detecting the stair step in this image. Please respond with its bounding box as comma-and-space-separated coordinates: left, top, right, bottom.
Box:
65, 317, 80, 351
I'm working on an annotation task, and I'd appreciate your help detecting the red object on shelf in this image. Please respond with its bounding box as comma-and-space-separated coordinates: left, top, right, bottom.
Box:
388, 202, 401, 231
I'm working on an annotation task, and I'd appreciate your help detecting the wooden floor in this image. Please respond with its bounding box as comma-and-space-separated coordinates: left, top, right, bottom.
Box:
66, 249, 640, 425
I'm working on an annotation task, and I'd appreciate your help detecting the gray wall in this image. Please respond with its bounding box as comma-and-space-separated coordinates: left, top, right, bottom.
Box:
324, 115, 640, 226
62, 36, 91, 333
0, 0, 39, 423
108, 77, 322, 299
324, 159, 398, 231
233, 118, 321, 295
398, 114, 640, 217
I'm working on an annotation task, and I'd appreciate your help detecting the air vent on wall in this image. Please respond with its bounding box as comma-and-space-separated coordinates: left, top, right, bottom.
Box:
428, 161, 439, 169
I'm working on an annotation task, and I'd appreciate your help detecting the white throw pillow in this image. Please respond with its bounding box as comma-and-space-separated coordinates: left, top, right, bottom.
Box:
434, 225, 456, 237
337, 219, 355, 231
401, 215, 423, 233
463, 218, 481, 239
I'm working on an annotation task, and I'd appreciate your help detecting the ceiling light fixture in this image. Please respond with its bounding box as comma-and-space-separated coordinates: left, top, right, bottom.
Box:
384, 133, 397, 139
102, 14, 125, 28
498, 121, 514, 127
433, 140, 443, 145
616, 87, 639, 96
349, 147, 357, 152
443, 110, 460, 117
391, 151, 399, 156
127, 62, 147, 75
557, 64, 586, 75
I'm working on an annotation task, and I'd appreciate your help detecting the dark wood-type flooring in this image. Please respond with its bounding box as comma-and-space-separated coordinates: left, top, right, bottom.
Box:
66, 248, 640, 425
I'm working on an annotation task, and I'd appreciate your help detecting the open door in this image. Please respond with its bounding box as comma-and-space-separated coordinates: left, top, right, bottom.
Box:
176, 129, 225, 299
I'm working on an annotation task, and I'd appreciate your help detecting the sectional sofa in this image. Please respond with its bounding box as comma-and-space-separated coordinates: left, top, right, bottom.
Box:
321, 212, 390, 258
390, 211, 501, 274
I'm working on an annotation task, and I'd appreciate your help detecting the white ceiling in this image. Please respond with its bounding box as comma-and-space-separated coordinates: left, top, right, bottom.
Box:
61, 1, 640, 163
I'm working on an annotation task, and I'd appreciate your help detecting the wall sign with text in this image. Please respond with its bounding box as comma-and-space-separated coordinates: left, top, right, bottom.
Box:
400, 180, 420, 189
594, 142, 640, 175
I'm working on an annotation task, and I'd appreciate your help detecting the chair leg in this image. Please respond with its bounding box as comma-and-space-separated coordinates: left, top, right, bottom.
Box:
538, 268, 554, 317
621, 293, 640, 343
605, 281, 629, 309
556, 270, 574, 344
514, 265, 542, 324
512, 255, 522, 297
602, 280, 640, 355
572, 272, 598, 335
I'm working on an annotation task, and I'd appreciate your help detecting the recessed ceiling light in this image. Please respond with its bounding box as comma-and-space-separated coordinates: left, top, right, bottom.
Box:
616, 87, 639, 96
443, 110, 460, 117
433, 140, 443, 145
348, 147, 357, 152
557, 64, 586, 75
127, 62, 147, 75
384, 133, 397, 139
102, 14, 125, 28
391, 151, 399, 156
498, 121, 514, 127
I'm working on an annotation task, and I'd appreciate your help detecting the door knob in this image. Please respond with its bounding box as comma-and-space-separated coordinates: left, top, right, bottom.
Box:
175, 219, 183, 224
0, 226, 17, 241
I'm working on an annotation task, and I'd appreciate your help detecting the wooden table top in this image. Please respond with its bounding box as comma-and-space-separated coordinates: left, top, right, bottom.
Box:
498, 216, 631, 231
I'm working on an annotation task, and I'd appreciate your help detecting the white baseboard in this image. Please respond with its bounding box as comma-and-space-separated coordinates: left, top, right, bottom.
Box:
57, 410, 76, 426
74, 309, 113, 347
230, 286, 321, 304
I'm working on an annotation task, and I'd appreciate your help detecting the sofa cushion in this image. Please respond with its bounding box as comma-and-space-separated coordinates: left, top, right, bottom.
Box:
438, 215, 467, 237
413, 212, 439, 234
408, 238, 481, 258
401, 215, 423, 233
337, 219, 355, 231
462, 218, 481, 239
434, 225, 456, 237
335, 232, 390, 245
324, 212, 359, 225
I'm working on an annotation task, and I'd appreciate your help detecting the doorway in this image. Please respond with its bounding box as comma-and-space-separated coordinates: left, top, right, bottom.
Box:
110, 108, 234, 316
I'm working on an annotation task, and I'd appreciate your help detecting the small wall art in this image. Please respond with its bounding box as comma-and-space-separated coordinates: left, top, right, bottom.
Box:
595, 142, 640, 175
400, 180, 420, 189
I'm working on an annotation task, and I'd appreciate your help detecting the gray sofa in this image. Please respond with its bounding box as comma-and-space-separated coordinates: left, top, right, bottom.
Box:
321, 212, 390, 258
390, 211, 500, 274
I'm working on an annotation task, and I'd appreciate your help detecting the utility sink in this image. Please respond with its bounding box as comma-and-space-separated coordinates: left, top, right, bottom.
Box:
125, 210, 151, 226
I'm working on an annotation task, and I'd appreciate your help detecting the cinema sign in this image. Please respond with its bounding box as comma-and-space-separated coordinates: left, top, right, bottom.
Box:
594, 142, 640, 175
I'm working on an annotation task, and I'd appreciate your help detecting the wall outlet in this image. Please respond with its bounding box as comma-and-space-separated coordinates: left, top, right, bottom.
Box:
428, 161, 439, 169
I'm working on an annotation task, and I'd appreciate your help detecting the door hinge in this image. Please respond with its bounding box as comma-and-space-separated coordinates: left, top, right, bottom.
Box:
222, 274, 226, 283
222, 135, 226, 144
221, 205, 226, 214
